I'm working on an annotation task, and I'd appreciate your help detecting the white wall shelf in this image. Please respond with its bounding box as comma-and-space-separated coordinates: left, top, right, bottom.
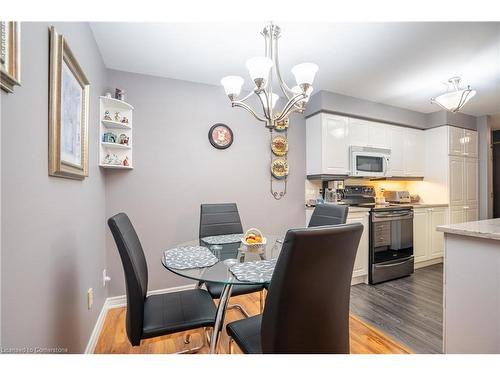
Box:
101, 142, 131, 150
99, 96, 134, 169
101, 119, 132, 130
99, 164, 134, 170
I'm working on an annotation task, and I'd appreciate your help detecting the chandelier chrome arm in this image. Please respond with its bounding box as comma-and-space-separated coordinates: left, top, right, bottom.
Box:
232, 100, 267, 123
257, 90, 272, 119
276, 92, 307, 122
272, 37, 295, 100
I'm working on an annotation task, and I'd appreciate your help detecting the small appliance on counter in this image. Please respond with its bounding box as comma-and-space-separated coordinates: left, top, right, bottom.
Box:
383, 190, 411, 203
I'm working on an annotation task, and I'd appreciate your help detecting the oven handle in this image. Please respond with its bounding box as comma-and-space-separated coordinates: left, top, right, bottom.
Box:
373, 257, 413, 268
372, 213, 413, 222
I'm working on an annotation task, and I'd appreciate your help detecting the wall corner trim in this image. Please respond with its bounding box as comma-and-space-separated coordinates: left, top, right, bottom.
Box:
84, 283, 196, 354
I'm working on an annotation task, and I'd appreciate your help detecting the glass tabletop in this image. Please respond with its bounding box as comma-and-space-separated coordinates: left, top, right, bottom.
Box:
161, 234, 284, 285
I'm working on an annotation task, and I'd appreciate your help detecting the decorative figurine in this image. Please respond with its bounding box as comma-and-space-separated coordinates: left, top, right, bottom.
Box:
103, 153, 122, 165
114, 112, 120, 122
103, 110, 112, 121
121, 116, 129, 124
123, 157, 129, 167
115, 88, 125, 101
103, 132, 117, 143
119, 133, 129, 145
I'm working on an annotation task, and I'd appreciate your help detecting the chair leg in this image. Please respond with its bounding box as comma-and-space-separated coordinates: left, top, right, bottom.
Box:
175, 328, 207, 354
259, 290, 265, 314
228, 337, 234, 354
227, 303, 250, 318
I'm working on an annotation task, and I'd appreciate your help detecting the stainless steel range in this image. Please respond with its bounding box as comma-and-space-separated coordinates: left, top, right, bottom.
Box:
343, 186, 414, 284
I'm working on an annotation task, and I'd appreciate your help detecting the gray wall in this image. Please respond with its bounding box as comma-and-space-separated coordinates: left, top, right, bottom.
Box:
1, 22, 108, 352
104, 70, 306, 296
306, 90, 478, 130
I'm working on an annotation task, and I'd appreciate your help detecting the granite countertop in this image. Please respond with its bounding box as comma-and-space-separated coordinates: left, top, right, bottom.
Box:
437, 218, 500, 241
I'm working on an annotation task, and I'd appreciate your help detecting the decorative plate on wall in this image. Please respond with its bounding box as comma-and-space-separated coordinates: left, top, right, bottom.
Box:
208, 123, 233, 149
271, 158, 289, 179
271, 135, 288, 156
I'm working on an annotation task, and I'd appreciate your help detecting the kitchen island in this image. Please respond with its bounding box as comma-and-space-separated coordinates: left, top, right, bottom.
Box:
437, 219, 500, 353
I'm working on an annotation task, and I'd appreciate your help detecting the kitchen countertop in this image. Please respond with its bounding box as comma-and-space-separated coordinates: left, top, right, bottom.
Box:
305, 205, 370, 213
437, 218, 500, 241
305, 203, 447, 211
410, 203, 449, 208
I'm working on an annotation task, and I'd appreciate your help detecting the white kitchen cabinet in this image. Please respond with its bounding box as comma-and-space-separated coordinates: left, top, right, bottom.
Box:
413, 208, 429, 263
413, 206, 448, 263
430, 207, 447, 258
404, 128, 425, 177
349, 118, 389, 149
465, 207, 478, 222
448, 126, 478, 158
346, 211, 370, 281
465, 158, 478, 207
387, 126, 424, 177
387, 125, 406, 176
450, 206, 466, 224
306, 114, 349, 175
449, 126, 465, 156
449, 156, 465, 206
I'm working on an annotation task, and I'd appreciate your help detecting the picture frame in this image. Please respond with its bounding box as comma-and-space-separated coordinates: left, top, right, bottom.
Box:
208, 123, 233, 150
0, 21, 21, 93
48, 26, 90, 180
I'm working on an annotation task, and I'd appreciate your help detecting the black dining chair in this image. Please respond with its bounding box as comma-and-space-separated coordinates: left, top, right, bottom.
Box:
225, 223, 363, 354
108, 212, 217, 352
199, 203, 265, 316
308, 203, 349, 227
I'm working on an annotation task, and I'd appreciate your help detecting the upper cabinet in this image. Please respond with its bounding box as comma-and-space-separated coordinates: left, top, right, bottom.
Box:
448, 126, 478, 158
388, 126, 425, 177
349, 118, 389, 149
306, 113, 425, 177
306, 113, 349, 175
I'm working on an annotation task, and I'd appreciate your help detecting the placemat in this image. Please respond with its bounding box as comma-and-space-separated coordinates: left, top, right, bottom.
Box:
163, 246, 218, 270
201, 233, 243, 245
229, 259, 277, 283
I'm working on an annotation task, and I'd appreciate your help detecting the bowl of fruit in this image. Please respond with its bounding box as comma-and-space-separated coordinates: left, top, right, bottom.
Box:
241, 228, 267, 252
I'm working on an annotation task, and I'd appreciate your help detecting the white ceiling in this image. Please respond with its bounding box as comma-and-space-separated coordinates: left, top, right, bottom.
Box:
90, 22, 500, 116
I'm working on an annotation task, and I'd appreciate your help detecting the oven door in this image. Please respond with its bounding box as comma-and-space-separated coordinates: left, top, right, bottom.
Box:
351, 152, 388, 177
371, 210, 414, 264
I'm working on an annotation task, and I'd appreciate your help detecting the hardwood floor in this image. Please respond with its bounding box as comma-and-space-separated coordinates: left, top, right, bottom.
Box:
350, 263, 443, 354
94, 291, 411, 354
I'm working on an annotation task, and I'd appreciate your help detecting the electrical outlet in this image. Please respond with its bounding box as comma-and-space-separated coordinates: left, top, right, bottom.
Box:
102, 269, 111, 287
87, 288, 94, 310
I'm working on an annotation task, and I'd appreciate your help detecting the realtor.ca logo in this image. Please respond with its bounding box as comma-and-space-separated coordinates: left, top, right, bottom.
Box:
0, 347, 69, 354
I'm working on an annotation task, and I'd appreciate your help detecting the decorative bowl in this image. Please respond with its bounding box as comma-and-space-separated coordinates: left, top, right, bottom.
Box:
241, 228, 267, 252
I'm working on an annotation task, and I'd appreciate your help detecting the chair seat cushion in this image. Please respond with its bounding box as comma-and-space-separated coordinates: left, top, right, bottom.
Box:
206, 282, 263, 299
226, 314, 263, 354
142, 289, 216, 339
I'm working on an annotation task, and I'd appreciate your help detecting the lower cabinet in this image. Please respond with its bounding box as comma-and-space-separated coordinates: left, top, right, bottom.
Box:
305, 208, 369, 283
346, 211, 370, 281
450, 205, 478, 224
413, 207, 448, 264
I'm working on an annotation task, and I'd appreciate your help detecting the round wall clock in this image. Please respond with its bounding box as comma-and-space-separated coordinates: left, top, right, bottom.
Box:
208, 123, 233, 149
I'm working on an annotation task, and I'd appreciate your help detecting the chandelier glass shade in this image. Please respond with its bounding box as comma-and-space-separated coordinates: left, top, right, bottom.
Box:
220, 23, 318, 129
431, 77, 476, 113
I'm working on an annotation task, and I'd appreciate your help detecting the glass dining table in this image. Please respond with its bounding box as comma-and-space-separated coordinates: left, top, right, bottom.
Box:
161, 234, 284, 353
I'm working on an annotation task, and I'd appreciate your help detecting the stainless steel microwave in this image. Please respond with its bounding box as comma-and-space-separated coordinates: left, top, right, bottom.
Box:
350, 146, 391, 177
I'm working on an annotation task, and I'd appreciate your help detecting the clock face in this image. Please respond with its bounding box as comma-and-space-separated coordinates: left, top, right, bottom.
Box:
209, 124, 233, 149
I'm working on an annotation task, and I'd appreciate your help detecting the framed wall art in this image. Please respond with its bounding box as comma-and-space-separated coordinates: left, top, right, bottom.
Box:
48, 26, 90, 180
0, 21, 21, 93
208, 123, 233, 150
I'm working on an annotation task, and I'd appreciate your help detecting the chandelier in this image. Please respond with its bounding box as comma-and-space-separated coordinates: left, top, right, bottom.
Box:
220, 23, 318, 200
431, 76, 476, 113
220, 23, 318, 129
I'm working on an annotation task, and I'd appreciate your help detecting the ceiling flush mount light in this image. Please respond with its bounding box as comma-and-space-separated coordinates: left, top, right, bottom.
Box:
220, 23, 319, 200
431, 77, 476, 113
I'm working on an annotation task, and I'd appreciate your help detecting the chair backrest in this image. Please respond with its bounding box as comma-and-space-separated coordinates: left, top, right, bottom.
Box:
108, 213, 148, 346
261, 223, 363, 353
199, 203, 243, 238
308, 203, 349, 227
